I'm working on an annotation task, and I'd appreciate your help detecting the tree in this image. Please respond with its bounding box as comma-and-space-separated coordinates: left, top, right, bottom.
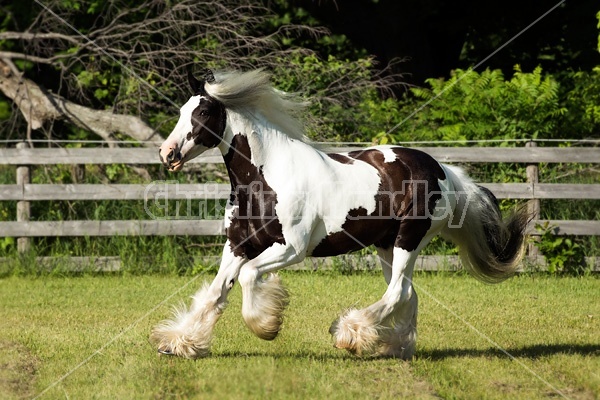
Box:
293, 0, 599, 86
0, 58, 160, 145
0, 0, 400, 144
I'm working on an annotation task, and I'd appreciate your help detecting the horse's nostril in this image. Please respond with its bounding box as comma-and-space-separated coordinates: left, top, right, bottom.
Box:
167, 149, 175, 162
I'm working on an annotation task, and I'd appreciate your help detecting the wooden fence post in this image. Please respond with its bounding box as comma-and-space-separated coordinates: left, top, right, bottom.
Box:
71, 164, 85, 183
526, 141, 541, 257
16, 142, 31, 253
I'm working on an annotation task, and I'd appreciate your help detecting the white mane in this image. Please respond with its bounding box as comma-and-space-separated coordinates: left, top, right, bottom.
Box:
204, 69, 308, 142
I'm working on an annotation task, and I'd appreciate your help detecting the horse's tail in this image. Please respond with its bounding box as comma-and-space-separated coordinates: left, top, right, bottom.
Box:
440, 164, 531, 283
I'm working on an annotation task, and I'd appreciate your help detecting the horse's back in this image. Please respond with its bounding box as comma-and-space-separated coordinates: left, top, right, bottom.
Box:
345, 145, 445, 181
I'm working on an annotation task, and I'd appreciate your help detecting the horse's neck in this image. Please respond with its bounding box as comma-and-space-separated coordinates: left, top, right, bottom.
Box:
219, 111, 309, 186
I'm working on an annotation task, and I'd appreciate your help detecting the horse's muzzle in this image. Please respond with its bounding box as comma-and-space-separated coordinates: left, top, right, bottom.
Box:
158, 147, 182, 170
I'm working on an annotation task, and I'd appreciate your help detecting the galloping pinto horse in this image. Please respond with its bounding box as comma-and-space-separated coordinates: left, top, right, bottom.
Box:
151, 69, 529, 359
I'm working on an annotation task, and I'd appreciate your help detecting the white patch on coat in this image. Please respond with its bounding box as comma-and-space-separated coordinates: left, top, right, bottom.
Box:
224, 201, 238, 230
379, 147, 398, 163
171, 95, 202, 140
223, 111, 382, 256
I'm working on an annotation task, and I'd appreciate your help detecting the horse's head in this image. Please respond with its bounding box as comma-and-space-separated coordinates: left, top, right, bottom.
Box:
159, 69, 226, 171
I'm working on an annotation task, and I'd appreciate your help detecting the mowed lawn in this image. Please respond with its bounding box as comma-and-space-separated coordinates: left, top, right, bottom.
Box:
0, 272, 598, 399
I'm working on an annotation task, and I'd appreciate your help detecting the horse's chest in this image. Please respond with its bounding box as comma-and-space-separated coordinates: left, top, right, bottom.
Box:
223, 134, 288, 259
225, 179, 286, 260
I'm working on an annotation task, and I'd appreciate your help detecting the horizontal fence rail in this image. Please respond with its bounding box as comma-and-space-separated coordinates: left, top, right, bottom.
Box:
2, 182, 600, 201
1, 219, 598, 238
0, 220, 224, 237
2, 146, 600, 164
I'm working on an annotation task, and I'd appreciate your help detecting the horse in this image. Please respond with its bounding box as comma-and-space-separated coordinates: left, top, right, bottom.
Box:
151, 68, 530, 359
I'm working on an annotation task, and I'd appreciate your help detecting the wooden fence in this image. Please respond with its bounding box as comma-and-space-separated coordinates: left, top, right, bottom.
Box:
1, 142, 599, 270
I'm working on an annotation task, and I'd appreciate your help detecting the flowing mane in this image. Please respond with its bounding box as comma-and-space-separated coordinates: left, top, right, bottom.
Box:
204, 69, 308, 142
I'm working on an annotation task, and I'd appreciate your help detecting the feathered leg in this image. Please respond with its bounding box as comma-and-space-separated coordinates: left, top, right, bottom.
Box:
150, 242, 245, 358
330, 246, 419, 358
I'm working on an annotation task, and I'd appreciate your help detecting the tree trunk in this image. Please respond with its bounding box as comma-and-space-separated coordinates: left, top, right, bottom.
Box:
0, 59, 163, 146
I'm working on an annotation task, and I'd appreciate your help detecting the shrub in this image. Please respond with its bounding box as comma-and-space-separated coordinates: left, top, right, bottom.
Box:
378, 66, 568, 145
535, 222, 587, 275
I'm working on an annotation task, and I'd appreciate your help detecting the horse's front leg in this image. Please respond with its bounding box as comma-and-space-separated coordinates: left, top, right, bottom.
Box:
238, 242, 303, 340
150, 241, 245, 358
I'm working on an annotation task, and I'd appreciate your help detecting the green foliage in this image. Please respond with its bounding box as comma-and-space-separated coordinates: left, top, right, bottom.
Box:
272, 52, 378, 140
383, 66, 567, 144
535, 222, 586, 275
356, 93, 402, 145
267, 0, 368, 60
0, 100, 10, 121
0, 237, 14, 252
561, 68, 600, 136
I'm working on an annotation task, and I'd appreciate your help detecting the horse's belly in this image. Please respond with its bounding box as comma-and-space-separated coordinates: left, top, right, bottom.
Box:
308, 214, 400, 257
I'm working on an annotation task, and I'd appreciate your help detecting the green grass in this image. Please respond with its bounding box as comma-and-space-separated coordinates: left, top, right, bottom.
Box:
0, 272, 598, 399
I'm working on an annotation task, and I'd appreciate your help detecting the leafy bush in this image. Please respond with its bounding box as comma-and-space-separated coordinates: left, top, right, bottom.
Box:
535, 222, 586, 275
375, 66, 568, 145
272, 52, 379, 141
560, 67, 600, 138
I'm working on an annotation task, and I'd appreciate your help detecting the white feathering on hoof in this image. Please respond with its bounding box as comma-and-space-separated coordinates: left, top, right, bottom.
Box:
242, 273, 290, 340
149, 283, 224, 359
376, 321, 417, 360
329, 309, 380, 356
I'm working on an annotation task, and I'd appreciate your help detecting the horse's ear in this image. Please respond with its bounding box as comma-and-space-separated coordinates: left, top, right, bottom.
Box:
202, 69, 215, 84
187, 67, 203, 94
188, 67, 215, 95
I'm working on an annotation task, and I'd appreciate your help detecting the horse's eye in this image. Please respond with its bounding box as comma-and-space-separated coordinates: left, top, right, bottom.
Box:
200, 110, 209, 117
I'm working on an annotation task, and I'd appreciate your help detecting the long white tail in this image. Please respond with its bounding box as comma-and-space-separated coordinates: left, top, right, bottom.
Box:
441, 165, 531, 283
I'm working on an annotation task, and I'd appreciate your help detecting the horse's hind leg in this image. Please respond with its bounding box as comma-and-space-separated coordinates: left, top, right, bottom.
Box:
373, 245, 418, 358
331, 211, 440, 359
376, 246, 393, 284
330, 245, 420, 358
150, 241, 245, 358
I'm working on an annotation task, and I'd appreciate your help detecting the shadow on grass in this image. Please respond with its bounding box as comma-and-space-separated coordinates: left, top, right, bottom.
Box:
151, 344, 599, 362
418, 343, 600, 361
211, 350, 363, 361
180, 348, 413, 362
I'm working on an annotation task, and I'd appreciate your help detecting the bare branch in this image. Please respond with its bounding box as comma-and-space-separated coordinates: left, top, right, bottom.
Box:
0, 51, 70, 64
0, 31, 80, 44
0, 59, 162, 145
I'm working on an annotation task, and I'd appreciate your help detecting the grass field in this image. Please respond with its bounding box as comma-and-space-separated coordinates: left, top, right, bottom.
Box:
0, 272, 598, 399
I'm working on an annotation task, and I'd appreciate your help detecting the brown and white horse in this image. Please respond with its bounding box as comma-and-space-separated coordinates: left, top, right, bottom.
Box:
151, 69, 529, 359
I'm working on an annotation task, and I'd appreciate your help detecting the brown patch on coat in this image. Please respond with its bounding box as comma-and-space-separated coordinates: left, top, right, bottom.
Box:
224, 134, 285, 259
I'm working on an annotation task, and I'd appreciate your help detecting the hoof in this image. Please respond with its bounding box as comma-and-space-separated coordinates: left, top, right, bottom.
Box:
149, 327, 211, 359
157, 348, 175, 356
377, 323, 417, 360
329, 309, 379, 356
